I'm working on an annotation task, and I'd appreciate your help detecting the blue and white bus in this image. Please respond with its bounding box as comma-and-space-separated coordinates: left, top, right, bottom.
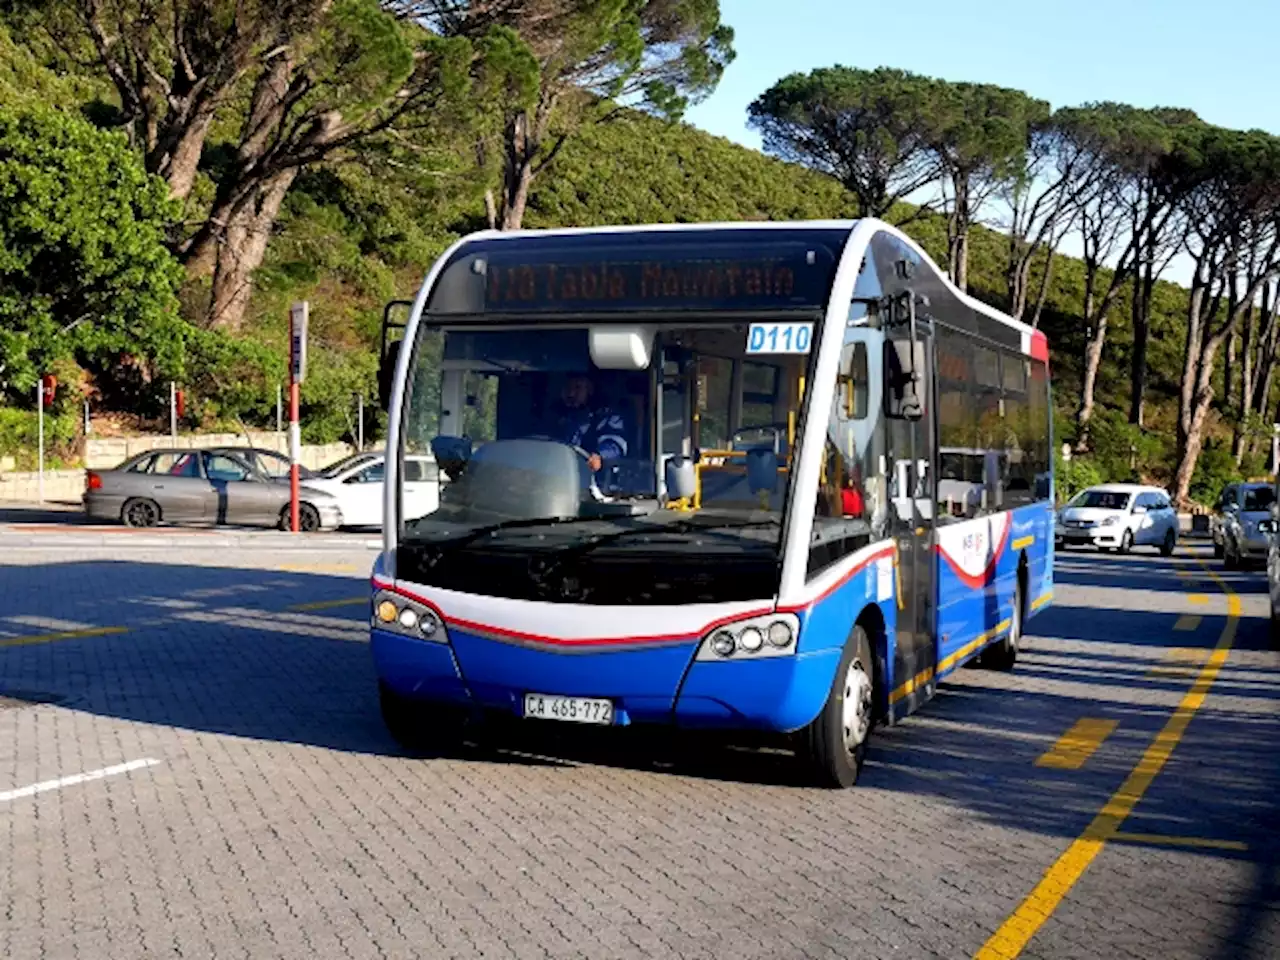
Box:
369, 219, 1054, 787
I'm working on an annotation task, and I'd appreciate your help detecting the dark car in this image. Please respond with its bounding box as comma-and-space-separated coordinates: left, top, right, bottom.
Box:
1212, 481, 1276, 568
84, 449, 342, 531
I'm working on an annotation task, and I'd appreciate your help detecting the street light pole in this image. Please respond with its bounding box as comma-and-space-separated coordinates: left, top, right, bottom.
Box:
36, 380, 44, 505
289, 302, 308, 533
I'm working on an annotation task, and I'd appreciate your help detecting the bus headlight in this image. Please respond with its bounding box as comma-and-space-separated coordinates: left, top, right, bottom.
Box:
696, 613, 800, 662
371, 590, 448, 644
710, 631, 736, 657
767, 620, 794, 648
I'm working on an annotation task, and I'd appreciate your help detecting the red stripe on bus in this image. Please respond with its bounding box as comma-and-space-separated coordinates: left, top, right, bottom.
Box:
375, 578, 770, 648
1030, 329, 1050, 364
780, 543, 897, 611
934, 521, 1012, 589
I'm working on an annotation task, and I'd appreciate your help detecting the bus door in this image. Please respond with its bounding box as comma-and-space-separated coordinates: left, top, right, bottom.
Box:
884, 321, 936, 711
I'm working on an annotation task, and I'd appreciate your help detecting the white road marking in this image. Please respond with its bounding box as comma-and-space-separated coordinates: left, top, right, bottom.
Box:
0, 758, 162, 804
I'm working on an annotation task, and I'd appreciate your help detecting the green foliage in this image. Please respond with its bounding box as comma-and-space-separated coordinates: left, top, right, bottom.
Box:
1084, 408, 1169, 484
1055, 452, 1103, 505
0, 102, 183, 403
1189, 438, 1242, 506
526, 111, 857, 225
747, 66, 942, 219
0, 407, 78, 464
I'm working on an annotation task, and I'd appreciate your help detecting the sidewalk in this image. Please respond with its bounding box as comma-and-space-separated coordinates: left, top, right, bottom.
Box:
0, 502, 381, 550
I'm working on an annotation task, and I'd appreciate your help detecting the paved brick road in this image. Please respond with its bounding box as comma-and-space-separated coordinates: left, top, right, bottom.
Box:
0, 537, 1276, 959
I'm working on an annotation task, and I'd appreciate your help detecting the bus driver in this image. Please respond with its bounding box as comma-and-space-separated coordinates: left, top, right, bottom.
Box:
549, 373, 631, 473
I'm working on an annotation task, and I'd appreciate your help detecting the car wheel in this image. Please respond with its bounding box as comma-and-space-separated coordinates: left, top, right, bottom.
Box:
121, 497, 160, 528
983, 578, 1022, 672
799, 624, 876, 788
278, 503, 322, 532
298, 503, 322, 532
1118, 529, 1134, 555
1160, 529, 1176, 557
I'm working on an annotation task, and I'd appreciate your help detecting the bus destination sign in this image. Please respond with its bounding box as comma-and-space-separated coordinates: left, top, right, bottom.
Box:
481, 252, 830, 313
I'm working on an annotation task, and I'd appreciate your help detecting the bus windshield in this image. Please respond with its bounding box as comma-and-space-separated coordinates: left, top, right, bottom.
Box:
394, 322, 824, 604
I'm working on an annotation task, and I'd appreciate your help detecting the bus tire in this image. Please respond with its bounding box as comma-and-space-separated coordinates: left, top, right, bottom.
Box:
983, 579, 1023, 672
379, 682, 471, 755
800, 624, 875, 789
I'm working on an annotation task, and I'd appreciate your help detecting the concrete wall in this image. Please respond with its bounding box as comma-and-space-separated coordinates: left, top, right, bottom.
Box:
0, 469, 85, 503
83, 432, 353, 471
0, 432, 356, 503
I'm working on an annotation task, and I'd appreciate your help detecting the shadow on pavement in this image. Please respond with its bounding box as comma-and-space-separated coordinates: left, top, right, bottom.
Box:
1054, 546, 1270, 596
1, 557, 1277, 905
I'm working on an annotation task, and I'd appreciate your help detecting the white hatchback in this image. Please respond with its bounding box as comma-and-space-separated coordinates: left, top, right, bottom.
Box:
1055, 483, 1179, 555
302, 452, 439, 529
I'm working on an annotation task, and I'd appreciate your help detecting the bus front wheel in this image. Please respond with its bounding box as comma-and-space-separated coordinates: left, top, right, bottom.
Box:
800, 624, 876, 788
379, 682, 469, 755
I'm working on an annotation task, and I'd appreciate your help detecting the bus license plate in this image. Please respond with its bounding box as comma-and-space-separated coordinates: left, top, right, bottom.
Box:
523, 694, 614, 725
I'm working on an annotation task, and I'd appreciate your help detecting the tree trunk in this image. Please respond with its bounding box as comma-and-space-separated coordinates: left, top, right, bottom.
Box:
149, 109, 215, 202
498, 96, 556, 231
1078, 315, 1107, 439
1224, 329, 1235, 415
501, 157, 534, 230
483, 190, 497, 230
1029, 249, 1055, 330
1128, 260, 1155, 426
946, 175, 970, 292
205, 170, 298, 330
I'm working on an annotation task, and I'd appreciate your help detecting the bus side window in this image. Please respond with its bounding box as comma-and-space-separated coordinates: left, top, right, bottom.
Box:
841, 342, 868, 419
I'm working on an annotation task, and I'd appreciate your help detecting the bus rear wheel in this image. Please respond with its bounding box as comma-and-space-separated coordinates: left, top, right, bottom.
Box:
983, 580, 1022, 672
800, 624, 875, 788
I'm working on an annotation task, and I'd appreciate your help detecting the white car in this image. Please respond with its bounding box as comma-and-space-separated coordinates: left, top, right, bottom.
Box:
1055, 483, 1178, 555
303, 452, 439, 528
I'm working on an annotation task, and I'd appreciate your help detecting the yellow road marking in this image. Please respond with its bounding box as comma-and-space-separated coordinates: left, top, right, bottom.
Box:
1031, 591, 1053, 611
1034, 718, 1118, 770
1145, 647, 1209, 679
1188, 594, 1209, 604
287, 597, 368, 612
974, 561, 1238, 960
1012, 535, 1034, 551
0, 626, 128, 649
1110, 833, 1247, 852
1173, 615, 1202, 631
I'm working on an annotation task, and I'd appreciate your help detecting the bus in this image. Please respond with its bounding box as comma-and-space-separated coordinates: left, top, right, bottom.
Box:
369, 219, 1054, 787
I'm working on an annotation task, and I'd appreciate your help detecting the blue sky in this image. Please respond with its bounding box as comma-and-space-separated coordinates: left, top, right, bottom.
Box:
686, 0, 1280, 150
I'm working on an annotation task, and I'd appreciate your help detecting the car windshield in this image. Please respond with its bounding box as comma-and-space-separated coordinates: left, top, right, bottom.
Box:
1243, 486, 1275, 512
395, 323, 823, 604
1071, 490, 1132, 511
318, 454, 377, 479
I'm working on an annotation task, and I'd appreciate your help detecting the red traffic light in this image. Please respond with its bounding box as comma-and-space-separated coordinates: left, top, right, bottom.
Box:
175, 389, 185, 419
40, 374, 56, 407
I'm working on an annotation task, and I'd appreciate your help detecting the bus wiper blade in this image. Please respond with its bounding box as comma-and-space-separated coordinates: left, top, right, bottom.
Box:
412, 516, 598, 564
541, 516, 781, 565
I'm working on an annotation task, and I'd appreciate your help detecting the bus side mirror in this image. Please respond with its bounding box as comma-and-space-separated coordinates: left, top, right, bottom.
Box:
884, 339, 924, 421
378, 339, 401, 412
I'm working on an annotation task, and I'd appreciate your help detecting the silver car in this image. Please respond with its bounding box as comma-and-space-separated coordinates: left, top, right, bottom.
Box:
84, 449, 343, 531
1215, 481, 1275, 568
